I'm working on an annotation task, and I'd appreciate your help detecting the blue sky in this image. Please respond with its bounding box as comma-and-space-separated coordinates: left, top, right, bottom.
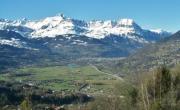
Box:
0, 0, 179, 32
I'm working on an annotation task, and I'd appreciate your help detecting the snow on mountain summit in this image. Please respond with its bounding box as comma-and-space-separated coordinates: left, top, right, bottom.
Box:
150, 29, 171, 34
118, 19, 135, 26
25, 14, 78, 37
85, 19, 140, 39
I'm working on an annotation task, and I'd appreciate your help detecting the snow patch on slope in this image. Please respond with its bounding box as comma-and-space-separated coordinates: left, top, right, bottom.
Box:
0, 38, 25, 48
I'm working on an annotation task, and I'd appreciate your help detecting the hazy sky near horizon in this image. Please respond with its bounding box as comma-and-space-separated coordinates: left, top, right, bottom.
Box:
0, 0, 179, 32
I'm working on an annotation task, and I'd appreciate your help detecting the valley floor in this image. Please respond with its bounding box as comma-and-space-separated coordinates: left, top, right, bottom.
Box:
0, 64, 124, 96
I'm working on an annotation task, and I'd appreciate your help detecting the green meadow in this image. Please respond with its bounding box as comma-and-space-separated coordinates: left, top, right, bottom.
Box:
0, 65, 122, 95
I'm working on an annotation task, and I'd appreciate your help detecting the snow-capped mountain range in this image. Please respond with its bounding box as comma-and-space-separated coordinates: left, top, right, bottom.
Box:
0, 14, 170, 42
0, 14, 172, 60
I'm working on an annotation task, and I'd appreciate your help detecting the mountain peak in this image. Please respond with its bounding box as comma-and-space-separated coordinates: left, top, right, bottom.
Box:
14, 18, 29, 25
150, 29, 170, 34
0, 18, 7, 22
118, 19, 135, 26
56, 13, 65, 18
39, 13, 70, 24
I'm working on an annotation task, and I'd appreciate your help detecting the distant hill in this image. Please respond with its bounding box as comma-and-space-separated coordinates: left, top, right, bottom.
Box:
113, 31, 180, 76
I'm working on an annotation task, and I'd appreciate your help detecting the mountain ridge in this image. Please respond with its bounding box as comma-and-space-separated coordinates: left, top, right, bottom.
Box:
0, 14, 171, 42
